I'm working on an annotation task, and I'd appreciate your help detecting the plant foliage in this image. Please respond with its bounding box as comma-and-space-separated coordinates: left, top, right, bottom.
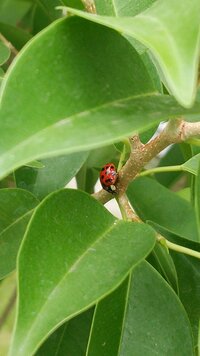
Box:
0, 0, 199, 355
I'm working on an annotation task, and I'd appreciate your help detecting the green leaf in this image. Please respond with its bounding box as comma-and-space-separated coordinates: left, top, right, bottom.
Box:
32, 0, 63, 35
142, 152, 200, 180
0, 273, 16, 355
1, 17, 200, 180
139, 124, 158, 144
176, 187, 191, 202
24, 160, 45, 168
0, 0, 32, 26
95, 0, 162, 93
61, 0, 84, 11
0, 189, 39, 279
32, 4, 51, 35
87, 261, 194, 355
119, 261, 194, 355
140, 50, 163, 93
147, 242, 179, 293
148, 222, 200, 346
65, 0, 200, 107
36, 308, 94, 356
156, 144, 184, 187
0, 40, 10, 65
10, 189, 156, 355
36, 0, 61, 21
95, 0, 156, 16
0, 67, 4, 77
182, 153, 200, 175
149, 221, 200, 252
0, 172, 15, 189
195, 162, 200, 239
94, 0, 117, 16
0, 16, 152, 179
0, 22, 32, 50
86, 278, 129, 355
76, 145, 118, 193
127, 177, 199, 241
15, 152, 88, 200
170, 251, 200, 348
0, 67, 4, 86
87, 145, 119, 169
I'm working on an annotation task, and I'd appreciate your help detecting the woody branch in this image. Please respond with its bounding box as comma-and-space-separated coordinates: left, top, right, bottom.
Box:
93, 118, 200, 203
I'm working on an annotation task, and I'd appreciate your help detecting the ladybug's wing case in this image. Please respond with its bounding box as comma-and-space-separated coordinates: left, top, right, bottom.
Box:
100, 162, 117, 193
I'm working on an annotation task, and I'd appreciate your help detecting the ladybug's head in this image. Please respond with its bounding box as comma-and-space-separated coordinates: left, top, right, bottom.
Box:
103, 184, 117, 194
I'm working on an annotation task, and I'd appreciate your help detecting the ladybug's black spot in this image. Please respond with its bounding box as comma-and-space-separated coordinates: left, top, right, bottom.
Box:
101, 175, 104, 179
105, 178, 112, 183
101, 167, 105, 171
111, 165, 114, 169
107, 186, 116, 194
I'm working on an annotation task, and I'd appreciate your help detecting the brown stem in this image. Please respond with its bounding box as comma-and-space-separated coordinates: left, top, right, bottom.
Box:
0, 287, 16, 330
81, 0, 96, 13
93, 119, 200, 203
181, 121, 200, 140
93, 189, 110, 204
0, 33, 18, 57
117, 119, 185, 196
117, 194, 141, 221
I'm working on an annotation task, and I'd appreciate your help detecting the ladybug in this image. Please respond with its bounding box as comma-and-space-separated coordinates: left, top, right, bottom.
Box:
100, 163, 118, 193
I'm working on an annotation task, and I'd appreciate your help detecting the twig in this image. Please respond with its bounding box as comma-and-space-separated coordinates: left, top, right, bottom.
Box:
117, 194, 141, 221
140, 165, 183, 177
0, 33, 18, 57
181, 121, 200, 140
0, 287, 16, 330
118, 119, 182, 195
81, 0, 96, 13
93, 118, 200, 202
157, 235, 200, 259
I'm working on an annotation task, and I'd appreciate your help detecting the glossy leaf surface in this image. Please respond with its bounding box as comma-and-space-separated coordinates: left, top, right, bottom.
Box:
87, 261, 194, 355
66, 0, 200, 107
147, 242, 178, 293
76, 145, 118, 194
196, 163, 200, 237
15, 151, 88, 200
0, 16, 153, 179
1, 17, 200, 180
182, 153, 200, 175
10, 189, 156, 355
94, 0, 156, 16
149, 222, 200, 346
156, 144, 184, 187
170, 251, 200, 348
87, 278, 129, 355
37, 309, 94, 356
127, 177, 199, 241
0, 189, 39, 279
0, 22, 32, 50
119, 261, 194, 355
94, 0, 161, 93
36, 0, 61, 21
24, 160, 45, 169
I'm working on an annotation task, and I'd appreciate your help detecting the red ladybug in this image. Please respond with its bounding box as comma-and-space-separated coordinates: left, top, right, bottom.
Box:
100, 163, 118, 193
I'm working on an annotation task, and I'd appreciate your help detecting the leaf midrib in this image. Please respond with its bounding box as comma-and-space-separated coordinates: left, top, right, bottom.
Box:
0, 91, 157, 157
0, 208, 36, 239
17, 219, 121, 353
